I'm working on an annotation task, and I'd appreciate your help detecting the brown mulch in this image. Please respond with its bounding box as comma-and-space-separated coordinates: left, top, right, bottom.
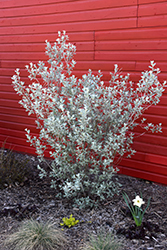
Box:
0, 152, 167, 250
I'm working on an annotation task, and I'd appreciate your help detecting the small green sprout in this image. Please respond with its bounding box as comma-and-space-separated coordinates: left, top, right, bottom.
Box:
60, 214, 79, 228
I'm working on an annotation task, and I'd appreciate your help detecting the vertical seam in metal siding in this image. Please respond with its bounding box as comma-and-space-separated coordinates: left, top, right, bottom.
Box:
137, 0, 139, 28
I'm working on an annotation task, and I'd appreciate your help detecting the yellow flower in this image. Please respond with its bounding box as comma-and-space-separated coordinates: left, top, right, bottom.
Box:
133, 195, 145, 208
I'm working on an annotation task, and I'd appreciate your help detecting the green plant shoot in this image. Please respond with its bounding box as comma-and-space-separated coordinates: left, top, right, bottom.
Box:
60, 214, 79, 228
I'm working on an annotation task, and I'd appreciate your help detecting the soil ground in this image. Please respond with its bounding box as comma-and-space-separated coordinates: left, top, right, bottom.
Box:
0, 152, 167, 250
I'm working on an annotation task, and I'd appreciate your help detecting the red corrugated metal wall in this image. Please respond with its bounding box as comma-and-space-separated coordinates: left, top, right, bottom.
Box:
0, 0, 167, 185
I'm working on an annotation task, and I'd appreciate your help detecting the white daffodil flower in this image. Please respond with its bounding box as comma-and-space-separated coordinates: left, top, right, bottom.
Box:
123, 193, 150, 227
133, 195, 145, 208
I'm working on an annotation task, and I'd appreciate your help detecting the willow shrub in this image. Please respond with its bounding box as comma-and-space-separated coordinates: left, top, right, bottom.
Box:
12, 31, 166, 208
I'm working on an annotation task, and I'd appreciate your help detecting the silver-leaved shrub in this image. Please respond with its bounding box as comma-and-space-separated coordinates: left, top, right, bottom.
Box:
12, 31, 166, 208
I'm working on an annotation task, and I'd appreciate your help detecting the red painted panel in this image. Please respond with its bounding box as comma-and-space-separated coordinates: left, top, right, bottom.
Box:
0, 0, 137, 18
0, 134, 30, 147
0, 19, 137, 35
0, 114, 35, 125
0, 76, 29, 85
0, 99, 21, 108
0, 107, 31, 117
0, 52, 94, 61
95, 51, 167, 61
100, 72, 167, 85
135, 133, 167, 147
138, 2, 167, 17
139, 0, 167, 4
0, 0, 73, 9
0, 129, 39, 143
132, 151, 167, 166
121, 158, 167, 176
0, 7, 137, 27
0, 68, 27, 77
0, 138, 36, 155
1, 61, 28, 69
143, 114, 167, 126
136, 61, 167, 72
0, 84, 13, 92
0, 128, 26, 140
0, 42, 94, 52
1, 61, 136, 73
0, 92, 20, 100
0, 52, 47, 61
95, 40, 167, 51
75, 61, 136, 71
0, 120, 36, 133
0, 76, 13, 84
134, 141, 167, 156
0, 32, 94, 44
119, 166, 167, 185
139, 15, 167, 28
144, 106, 167, 116
95, 27, 167, 40
134, 125, 167, 137
0, 44, 46, 53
